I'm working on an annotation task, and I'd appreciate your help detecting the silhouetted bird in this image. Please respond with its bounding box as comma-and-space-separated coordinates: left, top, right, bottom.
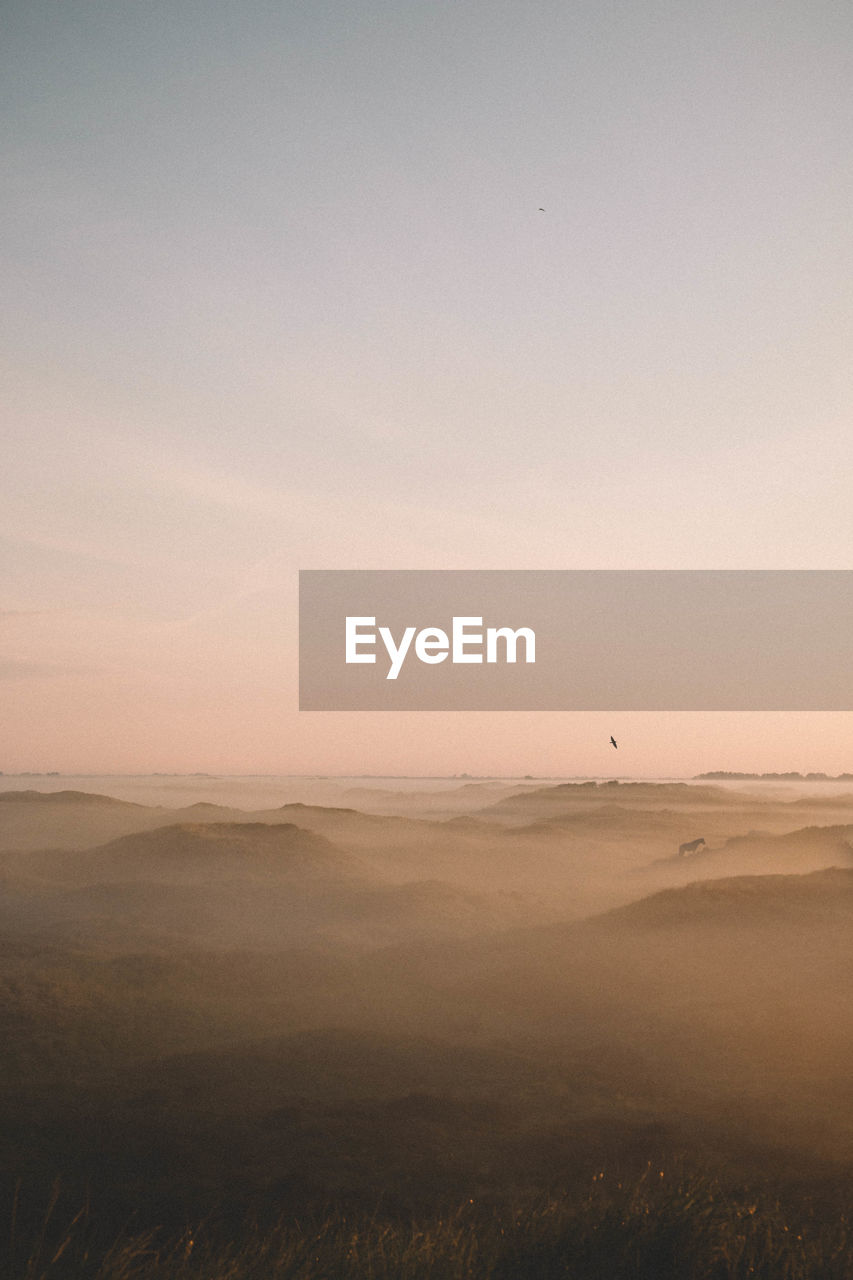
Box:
610, 736, 618, 749
538, 207, 545, 211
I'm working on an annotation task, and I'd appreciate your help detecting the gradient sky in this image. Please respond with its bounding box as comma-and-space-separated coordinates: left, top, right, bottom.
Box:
3, 0, 852, 775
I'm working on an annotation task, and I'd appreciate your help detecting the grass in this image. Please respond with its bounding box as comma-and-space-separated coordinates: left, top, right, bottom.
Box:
4, 1167, 852, 1280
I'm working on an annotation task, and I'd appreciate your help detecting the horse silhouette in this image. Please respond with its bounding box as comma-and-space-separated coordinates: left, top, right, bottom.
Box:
677, 837, 706, 858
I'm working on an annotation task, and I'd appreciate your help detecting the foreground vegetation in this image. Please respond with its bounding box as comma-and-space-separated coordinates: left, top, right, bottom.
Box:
6, 1168, 853, 1280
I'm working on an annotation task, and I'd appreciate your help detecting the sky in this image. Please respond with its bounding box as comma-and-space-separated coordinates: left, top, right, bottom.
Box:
2, 0, 853, 776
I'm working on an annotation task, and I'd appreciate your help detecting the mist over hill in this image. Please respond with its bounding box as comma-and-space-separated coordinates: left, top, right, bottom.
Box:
3, 778, 853, 1274
33, 821, 366, 884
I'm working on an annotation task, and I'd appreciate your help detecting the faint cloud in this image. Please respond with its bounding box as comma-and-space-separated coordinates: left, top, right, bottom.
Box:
0, 653, 97, 680
0, 660, 61, 680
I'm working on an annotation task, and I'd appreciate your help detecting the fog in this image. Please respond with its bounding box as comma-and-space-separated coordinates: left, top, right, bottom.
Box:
1, 775, 852, 1255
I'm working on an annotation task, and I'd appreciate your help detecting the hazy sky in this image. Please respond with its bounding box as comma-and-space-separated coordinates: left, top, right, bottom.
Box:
3, 0, 852, 774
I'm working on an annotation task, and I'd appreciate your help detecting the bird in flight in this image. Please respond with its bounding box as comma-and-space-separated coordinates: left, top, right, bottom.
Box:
610, 736, 618, 749
538, 207, 545, 211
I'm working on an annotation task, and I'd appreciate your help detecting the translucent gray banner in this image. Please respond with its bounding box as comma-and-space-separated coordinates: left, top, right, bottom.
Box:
299, 571, 853, 710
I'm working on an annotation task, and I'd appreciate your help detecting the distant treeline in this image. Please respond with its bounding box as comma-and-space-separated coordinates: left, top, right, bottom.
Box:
696, 771, 853, 781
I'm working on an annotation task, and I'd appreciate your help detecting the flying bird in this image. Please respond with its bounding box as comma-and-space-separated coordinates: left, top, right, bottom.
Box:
610, 736, 618, 749
538, 207, 545, 211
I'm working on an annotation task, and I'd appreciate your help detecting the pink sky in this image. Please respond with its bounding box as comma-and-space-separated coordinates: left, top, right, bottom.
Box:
3, 1, 852, 775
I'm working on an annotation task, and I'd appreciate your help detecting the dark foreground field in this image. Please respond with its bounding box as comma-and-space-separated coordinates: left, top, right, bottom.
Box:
2, 779, 853, 1277
8, 1170, 853, 1279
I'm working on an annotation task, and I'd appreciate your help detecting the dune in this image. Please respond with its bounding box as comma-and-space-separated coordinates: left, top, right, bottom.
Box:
14, 822, 366, 886
339, 782, 533, 817
639, 823, 853, 891
0, 789, 145, 806
0, 820, 542, 951
597, 865, 853, 930
477, 780, 738, 826
4, 779, 853, 1241
0, 790, 185, 851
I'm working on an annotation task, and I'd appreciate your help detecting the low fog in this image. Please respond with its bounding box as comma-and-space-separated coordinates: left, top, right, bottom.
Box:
1, 775, 852, 1237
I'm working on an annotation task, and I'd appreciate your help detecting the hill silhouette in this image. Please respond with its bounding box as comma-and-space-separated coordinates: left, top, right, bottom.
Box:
598, 865, 853, 930
17, 821, 365, 885
5, 778, 853, 1265
0, 789, 144, 806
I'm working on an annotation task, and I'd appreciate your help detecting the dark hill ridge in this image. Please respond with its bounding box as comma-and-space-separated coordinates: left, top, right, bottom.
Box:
17, 823, 367, 886
595, 866, 853, 932
0, 825, 540, 951
180, 802, 240, 816
514, 805, 694, 835
0, 789, 144, 806
524, 781, 730, 802
681, 824, 853, 874
0, 791, 184, 852
722, 823, 853, 854
478, 781, 735, 823
787, 793, 853, 809
265, 803, 434, 836
633, 823, 853, 901
0, 791, 447, 854
515, 802, 806, 835
389, 866, 853, 985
